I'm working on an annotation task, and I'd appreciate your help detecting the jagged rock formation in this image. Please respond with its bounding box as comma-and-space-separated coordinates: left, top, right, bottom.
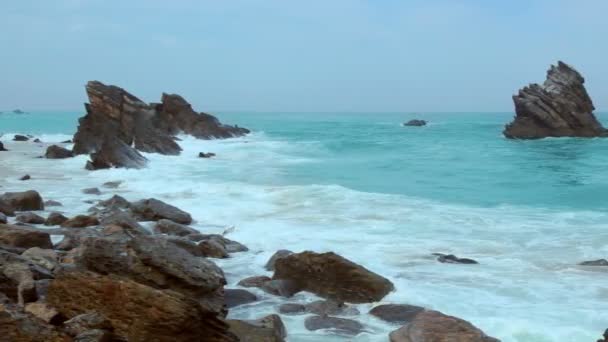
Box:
504, 61, 607, 139
73, 81, 249, 169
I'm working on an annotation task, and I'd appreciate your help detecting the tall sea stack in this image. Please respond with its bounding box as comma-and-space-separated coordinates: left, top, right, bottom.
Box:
504, 61, 606, 139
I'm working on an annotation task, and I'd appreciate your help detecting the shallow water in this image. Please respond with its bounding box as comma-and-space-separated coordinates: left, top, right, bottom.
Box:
1, 111, 607, 341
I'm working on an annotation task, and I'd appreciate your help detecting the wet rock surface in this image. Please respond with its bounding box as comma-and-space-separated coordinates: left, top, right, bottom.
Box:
304, 315, 364, 335
434, 253, 479, 264
228, 314, 286, 342
370, 304, 425, 324
45, 145, 73, 159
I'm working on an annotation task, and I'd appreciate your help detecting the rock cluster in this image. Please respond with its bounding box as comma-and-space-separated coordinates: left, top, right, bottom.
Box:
72, 81, 249, 169
504, 61, 607, 139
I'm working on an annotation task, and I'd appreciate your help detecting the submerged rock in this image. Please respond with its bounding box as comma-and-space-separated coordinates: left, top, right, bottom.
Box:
45, 145, 73, 159
579, 259, 608, 266
389, 310, 499, 342
72, 81, 248, 169
370, 304, 425, 324
82, 187, 102, 195
433, 253, 478, 264
504, 61, 607, 139
278, 303, 306, 315
403, 119, 427, 127
304, 315, 364, 336
19, 174, 31, 181
199, 152, 216, 158
13, 134, 29, 141
101, 181, 122, 189
305, 300, 360, 316
273, 251, 394, 303
44, 200, 63, 207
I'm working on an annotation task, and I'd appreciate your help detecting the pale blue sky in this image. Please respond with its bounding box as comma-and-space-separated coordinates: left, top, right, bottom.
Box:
1, 0, 607, 112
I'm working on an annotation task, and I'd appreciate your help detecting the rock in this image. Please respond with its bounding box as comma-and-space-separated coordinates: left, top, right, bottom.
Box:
0, 212, 6, 224
48, 270, 236, 341
13, 109, 26, 114
153, 219, 198, 236
278, 303, 306, 315
198, 239, 229, 258
228, 314, 286, 342
225, 289, 258, 308
13, 134, 29, 141
370, 304, 425, 324
273, 251, 394, 303
85, 139, 148, 170
389, 310, 499, 342
45, 145, 73, 159
20, 174, 31, 181
22, 247, 59, 271
0, 141, 7, 151
63, 312, 114, 337
45, 212, 69, 226
82, 188, 102, 195
101, 181, 122, 189
403, 119, 427, 127
194, 234, 248, 253
24, 302, 64, 324
199, 152, 216, 158
33, 138, 42, 143
130, 198, 192, 224
90, 195, 131, 216
54, 228, 101, 251
0, 199, 15, 216
44, 200, 62, 207
238, 275, 272, 288
504, 61, 607, 139
305, 300, 360, 316
61, 140, 72, 144
597, 328, 608, 342
580, 259, 608, 266
0, 250, 53, 305
16, 212, 46, 224
72, 81, 248, 168
99, 211, 149, 236
260, 279, 301, 298
265, 250, 293, 271
434, 253, 478, 264
304, 315, 364, 336
61, 215, 100, 228
0, 304, 71, 341
0, 224, 53, 249
0, 190, 44, 211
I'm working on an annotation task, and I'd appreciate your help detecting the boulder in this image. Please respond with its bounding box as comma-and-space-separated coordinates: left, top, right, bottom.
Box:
504, 61, 607, 139
22, 247, 59, 271
13, 134, 29, 141
228, 314, 286, 342
44, 200, 63, 207
0, 141, 7, 151
278, 303, 306, 315
82, 188, 102, 195
20, 174, 31, 181
63, 312, 114, 337
99, 211, 149, 236
45, 145, 73, 159
85, 139, 148, 170
238, 275, 272, 288
304, 315, 364, 336
16, 212, 46, 224
24, 302, 63, 324
154, 219, 198, 236
403, 119, 427, 127
305, 300, 359, 316
0, 224, 53, 249
47, 270, 236, 342
191, 234, 248, 253
0, 199, 15, 216
434, 253, 478, 264
265, 250, 293, 271
389, 310, 499, 342
260, 279, 301, 298
224, 289, 258, 308
101, 181, 122, 189
130, 198, 192, 224
61, 215, 100, 228
579, 259, 608, 266
0, 213, 6, 224
199, 152, 216, 158
0, 304, 71, 341
0, 250, 53, 305
0, 190, 44, 211
198, 239, 229, 258
369, 304, 425, 324
45, 212, 69, 226
273, 251, 394, 303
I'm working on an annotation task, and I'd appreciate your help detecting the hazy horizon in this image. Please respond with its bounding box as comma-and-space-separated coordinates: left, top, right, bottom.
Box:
2, 0, 607, 112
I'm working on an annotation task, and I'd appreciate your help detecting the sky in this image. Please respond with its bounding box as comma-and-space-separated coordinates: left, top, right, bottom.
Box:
1, 0, 607, 112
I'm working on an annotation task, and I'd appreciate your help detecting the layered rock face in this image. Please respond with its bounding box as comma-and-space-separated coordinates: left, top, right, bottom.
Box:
73, 81, 249, 169
504, 61, 606, 139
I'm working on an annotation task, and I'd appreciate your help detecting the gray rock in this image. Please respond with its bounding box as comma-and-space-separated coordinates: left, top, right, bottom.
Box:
19, 174, 31, 181
278, 303, 306, 315
154, 219, 198, 236
130, 198, 192, 224
16, 212, 46, 224
433, 253, 478, 264
403, 119, 427, 127
21, 247, 59, 271
261, 279, 301, 298
82, 187, 102, 195
101, 181, 122, 189
45, 212, 69, 226
305, 300, 360, 316
225, 289, 258, 308
45, 145, 74, 159
13, 134, 29, 141
265, 250, 293, 271
304, 315, 364, 336
579, 259, 608, 266
44, 200, 62, 207
369, 304, 425, 324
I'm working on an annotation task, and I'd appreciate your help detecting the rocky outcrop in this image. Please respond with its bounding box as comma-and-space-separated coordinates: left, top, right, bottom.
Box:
389, 310, 499, 342
73, 81, 249, 169
130, 198, 192, 224
273, 251, 394, 303
227, 314, 286, 342
0, 304, 71, 341
0, 190, 44, 212
45, 145, 73, 159
504, 61, 607, 139
0, 224, 53, 250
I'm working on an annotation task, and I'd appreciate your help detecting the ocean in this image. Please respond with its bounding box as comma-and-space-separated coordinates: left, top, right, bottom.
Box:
1, 110, 607, 341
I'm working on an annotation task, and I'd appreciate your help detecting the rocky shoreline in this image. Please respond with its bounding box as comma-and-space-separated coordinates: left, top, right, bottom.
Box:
0, 187, 501, 341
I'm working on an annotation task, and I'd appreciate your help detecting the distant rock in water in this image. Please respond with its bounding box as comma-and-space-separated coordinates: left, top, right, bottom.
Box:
72, 81, 249, 169
504, 61, 607, 139
579, 259, 608, 266
433, 253, 478, 264
13, 109, 26, 114
403, 119, 427, 127
198, 152, 216, 158
45, 145, 73, 159
13, 134, 29, 141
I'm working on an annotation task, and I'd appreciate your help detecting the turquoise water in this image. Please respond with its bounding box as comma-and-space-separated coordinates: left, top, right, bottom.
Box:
5, 111, 607, 210
1, 111, 608, 341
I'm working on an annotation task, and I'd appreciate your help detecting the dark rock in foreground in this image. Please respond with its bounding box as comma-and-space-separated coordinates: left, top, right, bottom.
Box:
579, 259, 608, 266
16, 212, 45, 224
73, 81, 249, 169
403, 119, 427, 127
45, 145, 74, 159
224, 289, 257, 308
273, 251, 394, 303
504, 61, 607, 139
370, 304, 425, 324
389, 310, 499, 342
228, 314, 286, 342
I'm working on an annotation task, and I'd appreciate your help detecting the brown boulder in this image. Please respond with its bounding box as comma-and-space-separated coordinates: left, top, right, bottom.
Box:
0, 304, 70, 341
369, 304, 425, 324
237, 275, 271, 288
304, 315, 364, 336
227, 314, 286, 342
265, 250, 292, 271
45, 213, 69, 226
16, 212, 46, 225
48, 270, 236, 341
389, 310, 499, 342
61, 215, 100, 228
130, 198, 192, 224
0, 224, 53, 249
45, 145, 73, 159
0, 191, 44, 211
154, 219, 198, 236
273, 251, 394, 303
